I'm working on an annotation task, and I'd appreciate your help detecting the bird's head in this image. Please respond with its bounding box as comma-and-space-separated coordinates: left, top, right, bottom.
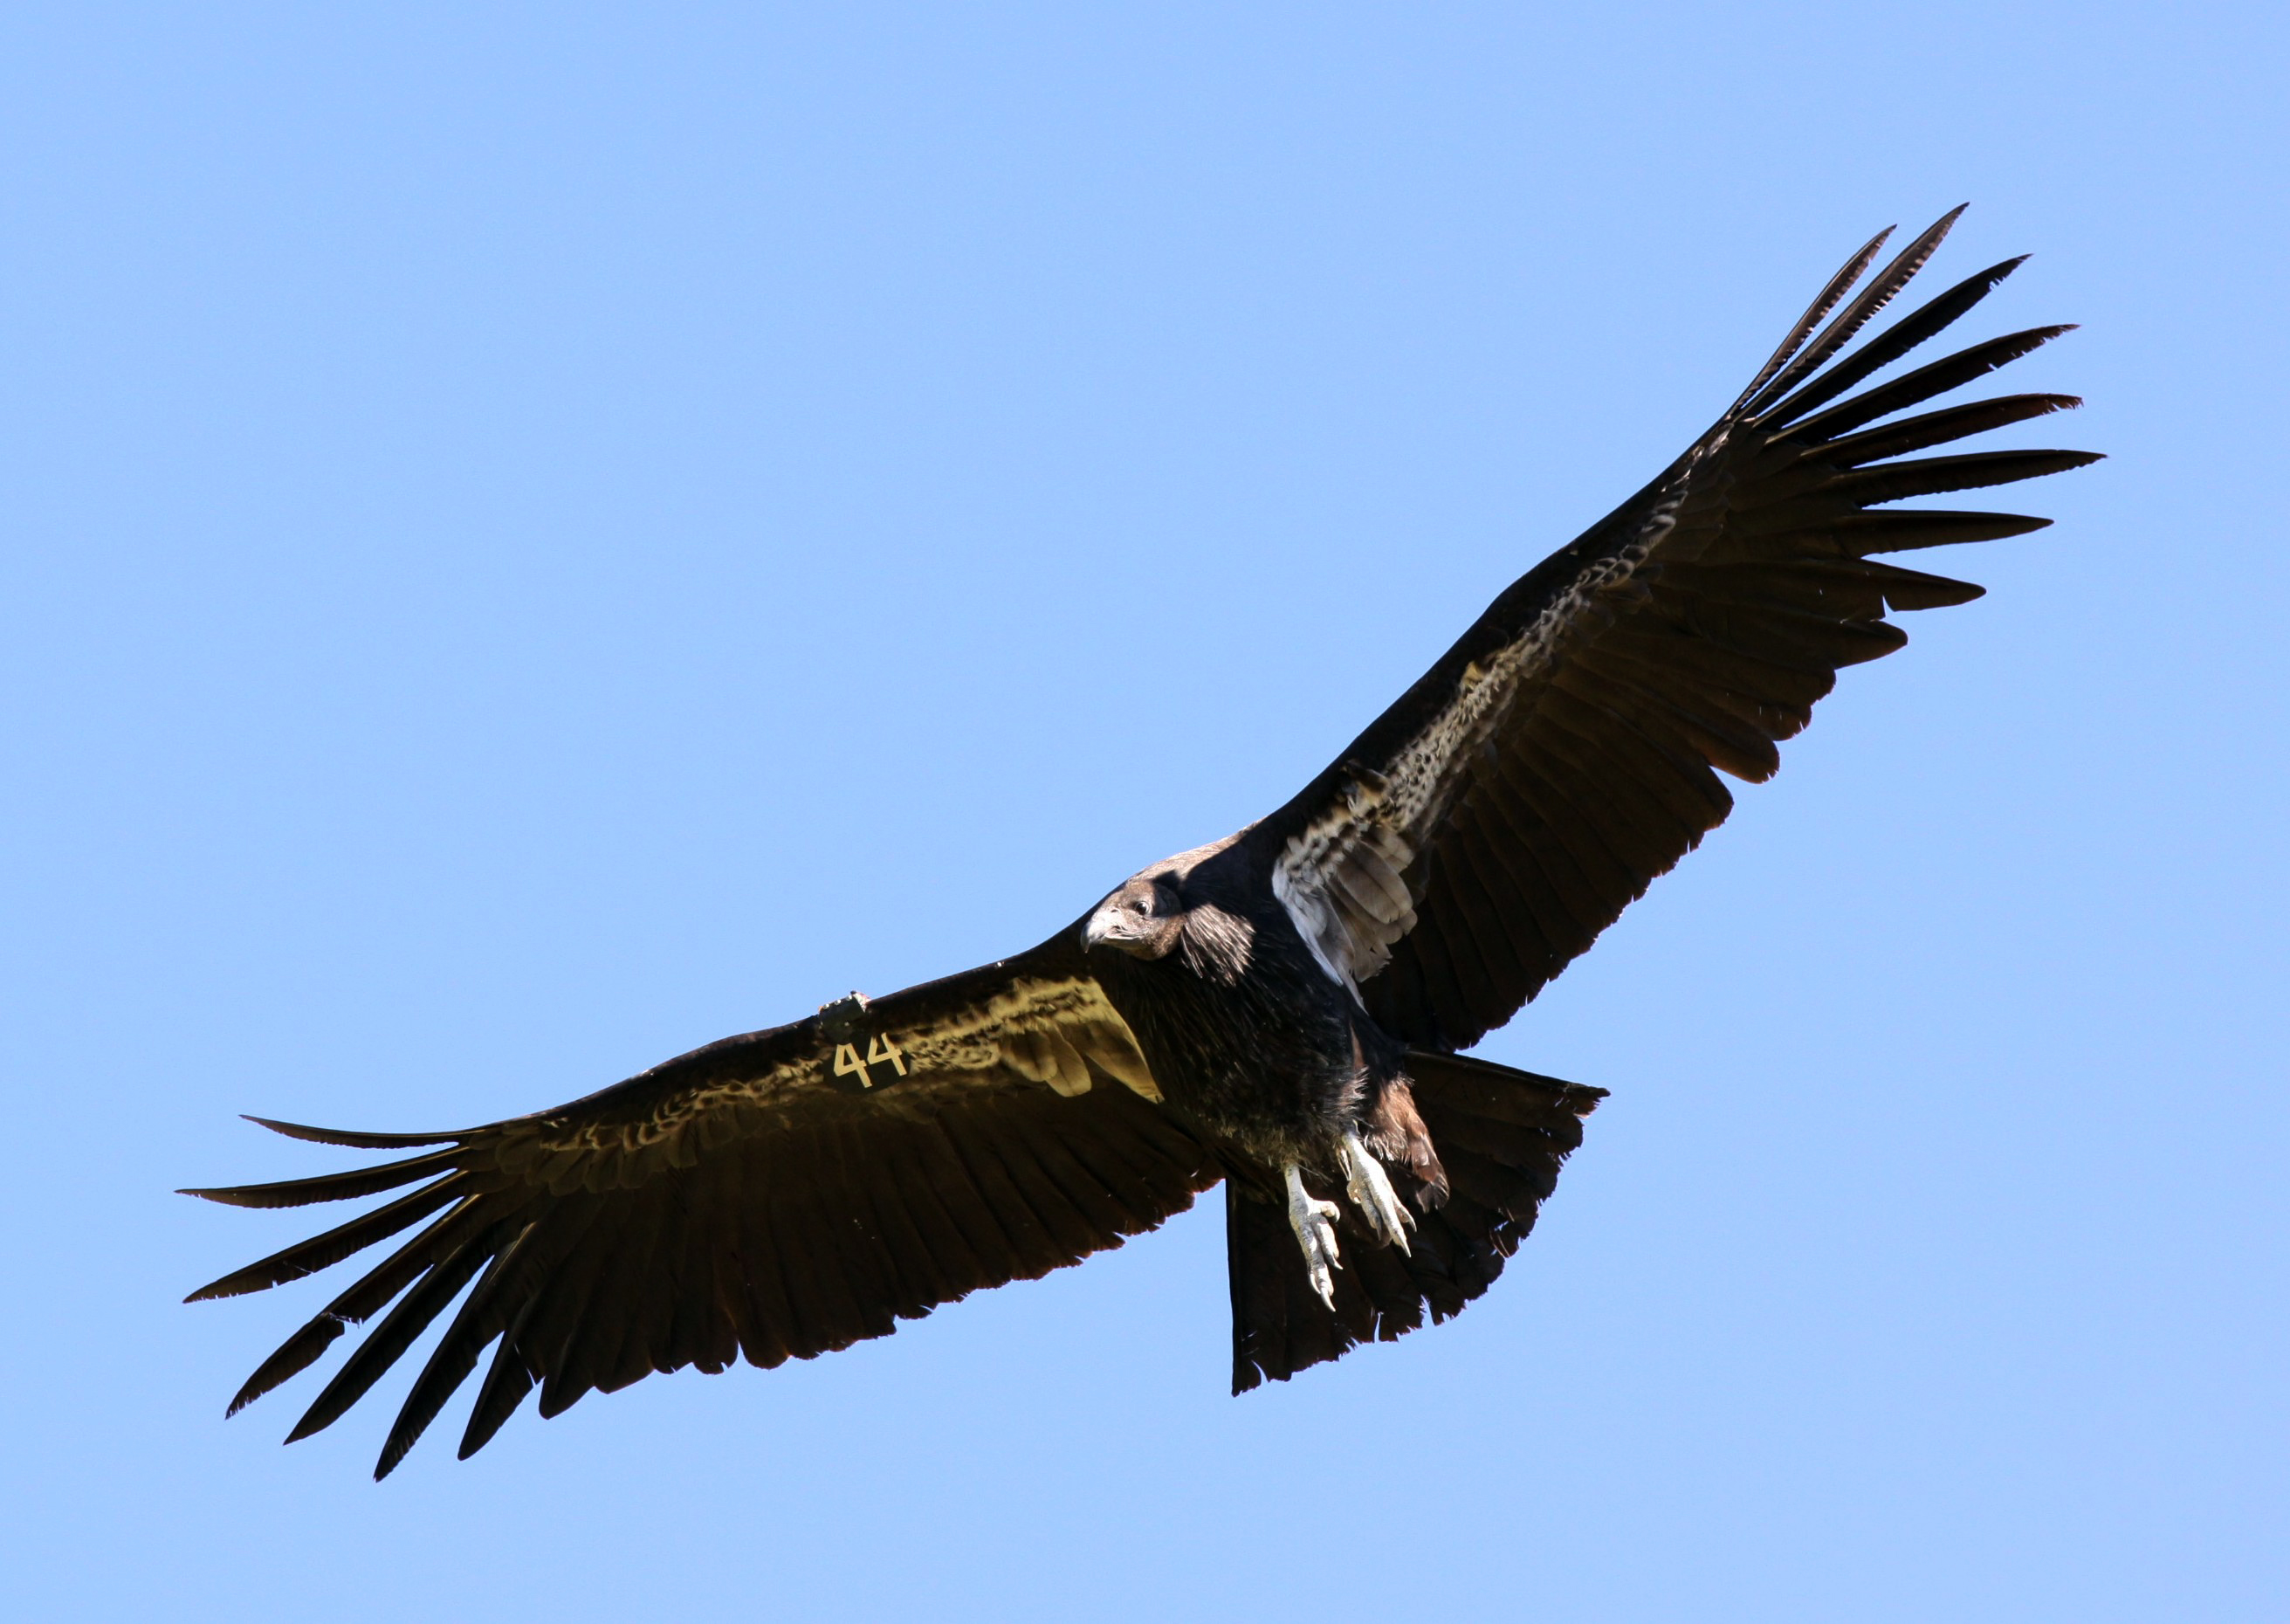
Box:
1082, 870, 1186, 960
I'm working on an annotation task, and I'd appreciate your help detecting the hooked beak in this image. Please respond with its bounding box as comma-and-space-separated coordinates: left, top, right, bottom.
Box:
1083, 895, 1154, 956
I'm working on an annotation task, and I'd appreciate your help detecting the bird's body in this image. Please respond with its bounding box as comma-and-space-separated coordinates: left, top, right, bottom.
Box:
1093, 838, 1388, 1172
187, 207, 2097, 1476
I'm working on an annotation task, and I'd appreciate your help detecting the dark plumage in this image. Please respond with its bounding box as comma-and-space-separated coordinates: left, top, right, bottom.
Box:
184, 207, 2097, 1476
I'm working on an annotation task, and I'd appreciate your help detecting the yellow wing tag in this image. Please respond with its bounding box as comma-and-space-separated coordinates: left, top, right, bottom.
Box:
830, 1034, 910, 1093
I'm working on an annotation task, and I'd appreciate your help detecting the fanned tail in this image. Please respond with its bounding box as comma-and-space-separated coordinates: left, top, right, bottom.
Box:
1228, 1051, 1602, 1393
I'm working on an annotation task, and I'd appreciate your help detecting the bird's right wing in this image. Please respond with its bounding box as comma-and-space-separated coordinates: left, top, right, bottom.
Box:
183, 937, 1216, 1477
1250, 207, 2099, 1049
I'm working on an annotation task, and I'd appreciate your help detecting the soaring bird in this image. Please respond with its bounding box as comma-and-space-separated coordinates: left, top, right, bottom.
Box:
186, 208, 2096, 1478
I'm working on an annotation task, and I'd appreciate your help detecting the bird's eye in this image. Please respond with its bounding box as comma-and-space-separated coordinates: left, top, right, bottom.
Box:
1129, 897, 1151, 916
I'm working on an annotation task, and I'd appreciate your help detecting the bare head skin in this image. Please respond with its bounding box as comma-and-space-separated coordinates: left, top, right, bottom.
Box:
1081, 835, 1241, 961
1081, 871, 1186, 960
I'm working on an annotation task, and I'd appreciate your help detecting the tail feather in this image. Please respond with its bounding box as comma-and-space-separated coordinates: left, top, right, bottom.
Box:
1227, 1051, 1601, 1393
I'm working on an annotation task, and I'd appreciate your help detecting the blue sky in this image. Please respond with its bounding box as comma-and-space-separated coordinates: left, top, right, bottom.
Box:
3, 3, 2284, 1620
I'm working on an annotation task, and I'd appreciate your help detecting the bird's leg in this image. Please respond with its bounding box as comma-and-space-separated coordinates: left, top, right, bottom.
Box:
1339, 1132, 1413, 1255
1283, 1162, 1342, 1310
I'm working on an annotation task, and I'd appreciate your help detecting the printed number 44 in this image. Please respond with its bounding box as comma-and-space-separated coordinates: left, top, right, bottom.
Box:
834, 1035, 909, 1089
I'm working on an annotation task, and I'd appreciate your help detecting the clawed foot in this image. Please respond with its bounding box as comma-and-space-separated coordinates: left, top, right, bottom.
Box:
1339, 1132, 1413, 1255
1284, 1162, 1342, 1309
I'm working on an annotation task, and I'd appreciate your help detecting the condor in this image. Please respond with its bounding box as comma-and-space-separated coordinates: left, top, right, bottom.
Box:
186, 207, 2096, 1477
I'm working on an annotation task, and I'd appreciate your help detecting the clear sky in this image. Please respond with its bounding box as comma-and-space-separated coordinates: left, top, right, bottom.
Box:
4, 3, 2284, 1620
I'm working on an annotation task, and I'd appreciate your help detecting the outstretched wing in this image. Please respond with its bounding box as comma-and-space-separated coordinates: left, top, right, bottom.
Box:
183, 936, 1214, 1477
1251, 207, 2100, 1050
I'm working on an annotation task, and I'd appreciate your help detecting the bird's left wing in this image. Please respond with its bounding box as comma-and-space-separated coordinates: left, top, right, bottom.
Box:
184, 939, 1213, 1477
1248, 208, 2100, 1049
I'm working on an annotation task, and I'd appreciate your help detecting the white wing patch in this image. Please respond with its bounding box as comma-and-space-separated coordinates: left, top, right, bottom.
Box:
1271, 783, 1416, 1001
1273, 473, 1693, 994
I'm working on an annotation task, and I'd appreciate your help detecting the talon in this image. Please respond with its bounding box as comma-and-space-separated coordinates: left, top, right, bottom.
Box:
1284, 1162, 1342, 1309
1340, 1132, 1413, 1255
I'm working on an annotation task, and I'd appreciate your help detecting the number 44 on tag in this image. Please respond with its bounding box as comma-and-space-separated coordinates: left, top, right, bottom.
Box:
833, 1035, 909, 1090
